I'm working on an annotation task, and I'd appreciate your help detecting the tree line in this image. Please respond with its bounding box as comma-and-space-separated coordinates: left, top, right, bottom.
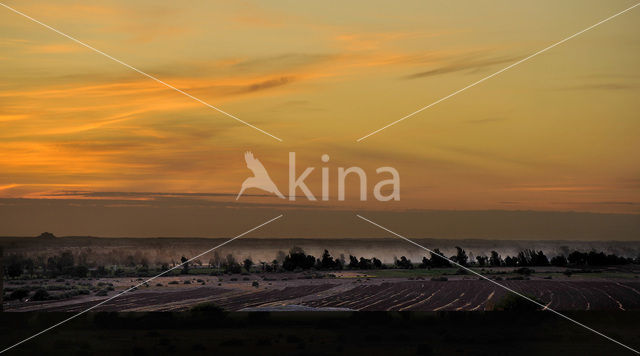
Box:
3, 246, 639, 278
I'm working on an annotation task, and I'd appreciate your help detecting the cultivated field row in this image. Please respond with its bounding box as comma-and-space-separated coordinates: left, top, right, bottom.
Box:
5, 277, 640, 312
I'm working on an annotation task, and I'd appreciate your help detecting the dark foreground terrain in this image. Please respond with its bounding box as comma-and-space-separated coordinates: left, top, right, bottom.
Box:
4, 270, 640, 312
0, 311, 638, 355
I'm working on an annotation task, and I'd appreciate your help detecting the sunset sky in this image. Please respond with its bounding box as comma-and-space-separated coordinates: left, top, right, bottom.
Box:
1, 0, 639, 225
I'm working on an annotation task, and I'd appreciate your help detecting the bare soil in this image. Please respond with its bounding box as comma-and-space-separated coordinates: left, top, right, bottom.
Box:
4, 273, 640, 312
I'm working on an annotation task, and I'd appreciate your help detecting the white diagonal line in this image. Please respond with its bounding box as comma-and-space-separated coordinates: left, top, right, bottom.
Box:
0, 214, 283, 354
0, 2, 283, 142
356, 2, 640, 142
356, 214, 639, 354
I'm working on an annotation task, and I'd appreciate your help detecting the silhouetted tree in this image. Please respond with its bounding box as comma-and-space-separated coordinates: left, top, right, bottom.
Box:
282, 247, 316, 271
504, 256, 517, 267
476, 255, 488, 267
535, 251, 550, 266
222, 254, 242, 273
564, 250, 631, 266
321, 250, 338, 269
358, 257, 373, 269
209, 251, 221, 269
568, 251, 587, 265
516, 249, 550, 266
450, 247, 468, 267
430, 249, 450, 267
489, 251, 502, 267
395, 256, 413, 269
516, 249, 533, 266
419, 256, 431, 268
550, 255, 568, 267
243, 258, 253, 272
348, 255, 359, 269
181, 256, 189, 274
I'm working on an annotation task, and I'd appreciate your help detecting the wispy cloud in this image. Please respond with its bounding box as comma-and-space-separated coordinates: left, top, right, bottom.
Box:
243, 76, 296, 93
402, 55, 519, 80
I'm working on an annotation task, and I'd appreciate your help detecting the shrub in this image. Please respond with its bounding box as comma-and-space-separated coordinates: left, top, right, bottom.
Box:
252, 281, 259, 288
515, 267, 534, 275
9, 289, 30, 300
430, 277, 448, 282
494, 293, 542, 311
31, 289, 51, 301
189, 302, 226, 317
168, 281, 179, 285
95, 290, 108, 296
73, 265, 89, 278
184, 280, 191, 284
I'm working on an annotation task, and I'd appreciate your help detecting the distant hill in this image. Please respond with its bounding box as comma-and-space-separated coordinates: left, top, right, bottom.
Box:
37, 232, 56, 239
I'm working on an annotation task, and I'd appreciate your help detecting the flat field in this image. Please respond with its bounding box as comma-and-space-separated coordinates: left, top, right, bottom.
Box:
4, 269, 640, 312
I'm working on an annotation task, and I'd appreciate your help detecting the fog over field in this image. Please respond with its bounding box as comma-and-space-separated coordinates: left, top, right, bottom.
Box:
2, 197, 638, 265
3, 236, 639, 266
